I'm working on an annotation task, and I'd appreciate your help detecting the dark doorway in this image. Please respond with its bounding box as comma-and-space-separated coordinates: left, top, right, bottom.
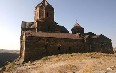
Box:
58, 47, 61, 51
69, 47, 71, 50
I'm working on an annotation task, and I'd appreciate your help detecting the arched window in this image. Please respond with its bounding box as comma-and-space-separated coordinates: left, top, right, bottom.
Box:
58, 47, 60, 51
69, 47, 71, 50
47, 12, 49, 17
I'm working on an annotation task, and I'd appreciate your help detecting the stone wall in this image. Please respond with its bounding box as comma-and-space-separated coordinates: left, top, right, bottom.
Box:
20, 32, 114, 62
24, 36, 85, 61
91, 35, 113, 53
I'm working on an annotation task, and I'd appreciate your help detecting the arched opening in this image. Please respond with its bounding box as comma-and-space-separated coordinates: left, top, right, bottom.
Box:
69, 47, 71, 50
47, 12, 49, 17
58, 47, 61, 51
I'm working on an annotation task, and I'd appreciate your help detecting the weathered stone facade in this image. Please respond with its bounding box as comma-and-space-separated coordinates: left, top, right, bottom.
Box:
20, 0, 114, 62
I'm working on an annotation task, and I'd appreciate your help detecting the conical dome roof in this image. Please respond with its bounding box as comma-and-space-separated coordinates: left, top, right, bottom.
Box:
71, 22, 84, 34
73, 22, 83, 29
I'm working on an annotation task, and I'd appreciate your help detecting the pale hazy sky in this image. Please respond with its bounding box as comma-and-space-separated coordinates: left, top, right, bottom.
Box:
0, 0, 116, 50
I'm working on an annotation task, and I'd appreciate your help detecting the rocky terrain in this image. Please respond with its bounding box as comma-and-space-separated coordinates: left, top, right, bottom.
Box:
0, 49, 19, 68
1, 52, 116, 73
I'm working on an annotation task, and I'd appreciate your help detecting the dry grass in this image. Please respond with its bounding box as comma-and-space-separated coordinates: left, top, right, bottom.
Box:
1, 53, 116, 73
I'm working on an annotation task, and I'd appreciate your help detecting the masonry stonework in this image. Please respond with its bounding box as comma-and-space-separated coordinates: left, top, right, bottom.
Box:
20, 0, 114, 62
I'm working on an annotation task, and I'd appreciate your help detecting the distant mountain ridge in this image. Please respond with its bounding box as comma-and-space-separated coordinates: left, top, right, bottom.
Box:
0, 49, 19, 53
0, 49, 19, 68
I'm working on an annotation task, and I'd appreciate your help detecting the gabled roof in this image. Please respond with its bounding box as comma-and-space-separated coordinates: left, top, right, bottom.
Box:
35, 0, 52, 8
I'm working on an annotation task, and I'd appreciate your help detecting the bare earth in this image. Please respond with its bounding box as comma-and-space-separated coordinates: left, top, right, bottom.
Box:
2, 53, 116, 73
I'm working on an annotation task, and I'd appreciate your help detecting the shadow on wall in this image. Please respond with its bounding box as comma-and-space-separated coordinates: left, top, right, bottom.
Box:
0, 53, 19, 68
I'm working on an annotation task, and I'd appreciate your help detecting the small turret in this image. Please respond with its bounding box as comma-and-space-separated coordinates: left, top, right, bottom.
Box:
71, 22, 84, 34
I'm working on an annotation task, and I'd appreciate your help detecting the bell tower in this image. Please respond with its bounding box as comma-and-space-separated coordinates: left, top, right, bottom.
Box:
34, 0, 54, 32
33, 0, 68, 33
34, 0, 54, 22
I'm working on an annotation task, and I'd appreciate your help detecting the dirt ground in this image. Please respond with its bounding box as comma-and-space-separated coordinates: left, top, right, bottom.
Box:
1, 53, 116, 73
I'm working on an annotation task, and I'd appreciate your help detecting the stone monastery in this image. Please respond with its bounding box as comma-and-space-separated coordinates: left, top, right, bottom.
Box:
20, 0, 114, 61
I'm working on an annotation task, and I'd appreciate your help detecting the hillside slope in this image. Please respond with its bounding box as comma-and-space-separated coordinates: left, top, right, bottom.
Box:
0, 49, 19, 68
1, 53, 116, 73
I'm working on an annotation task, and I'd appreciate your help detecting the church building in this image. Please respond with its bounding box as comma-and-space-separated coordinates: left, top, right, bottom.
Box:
20, 0, 114, 61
